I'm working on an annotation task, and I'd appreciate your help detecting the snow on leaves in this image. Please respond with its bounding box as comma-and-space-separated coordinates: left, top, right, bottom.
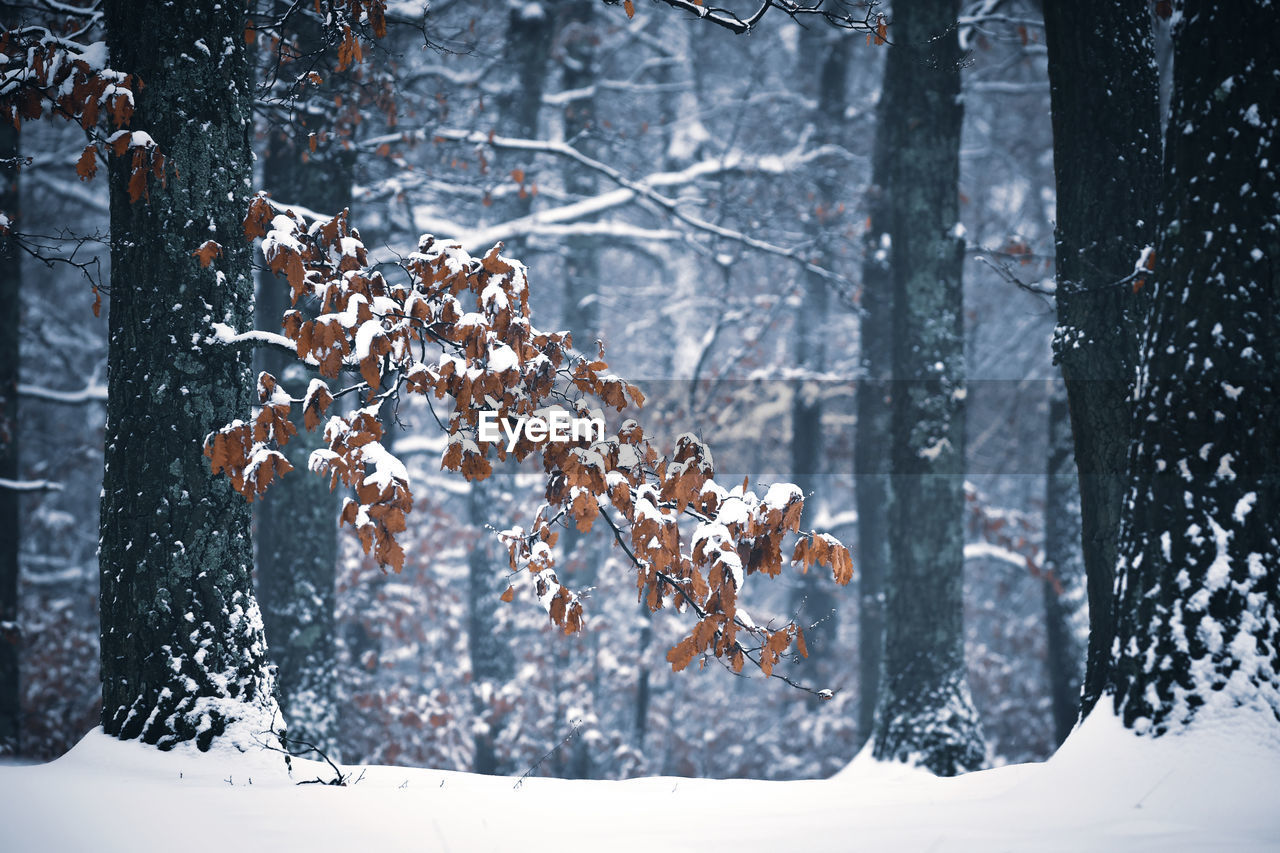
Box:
0, 29, 159, 203
208, 196, 853, 690
0, 33, 132, 132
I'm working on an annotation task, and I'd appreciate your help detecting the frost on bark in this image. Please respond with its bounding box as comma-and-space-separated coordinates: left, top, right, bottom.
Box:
253, 28, 352, 753
0, 116, 20, 757
1107, 1, 1280, 733
1043, 0, 1160, 717
99, 0, 277, 750
870, 0, 985, 776
1043, 384, 1085, 746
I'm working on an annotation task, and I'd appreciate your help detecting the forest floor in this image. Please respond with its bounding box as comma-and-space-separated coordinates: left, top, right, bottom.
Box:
1, 706, 1277, 852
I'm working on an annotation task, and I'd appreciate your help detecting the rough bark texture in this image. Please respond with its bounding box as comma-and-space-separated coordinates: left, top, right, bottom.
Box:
253, 73, 352, 753
1043, 384, 1085, 746
0, 117, 20, 757
1107, 1, 1280, 733
100, 0, 277, 750
870, 0, 986, 776
854, 51, 893, 746
790, 29, 846, 680
1043, 0, 1161, 718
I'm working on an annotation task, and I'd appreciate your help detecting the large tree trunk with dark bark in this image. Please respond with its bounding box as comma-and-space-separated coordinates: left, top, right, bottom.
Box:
1043, 0, 1161, 719
99, 0, 278, 750
1106, 1, 1280, 732
0, 115, 20, 757
870, 0, 985, 776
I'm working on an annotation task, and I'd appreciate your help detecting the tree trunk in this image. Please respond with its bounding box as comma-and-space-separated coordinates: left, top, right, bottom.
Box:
467, 478, 515, 775
467, 2, 556, 775
1042, 0, 1161, 719
1106, 1, 1280, 732
0, 115, 20, 757
253, 46, 352, 753
854, 53, 893, 747
870, 0, 986, 776
1043, 383, 1085, 746
561, 1, 599, 351
559, 1, 600, 779
790, 29, 846, 680
99, 0, 277, 750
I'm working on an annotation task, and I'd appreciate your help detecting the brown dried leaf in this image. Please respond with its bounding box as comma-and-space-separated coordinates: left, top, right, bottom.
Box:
193, 240, 222, 268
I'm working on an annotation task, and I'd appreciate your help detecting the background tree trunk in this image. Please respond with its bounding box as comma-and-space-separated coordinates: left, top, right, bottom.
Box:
1107, 0, 1280, 732
253, 36, 352, 752
1042, 383, 1085, 746
871, 0, 986, 776
561, 1, 600, 352
1042, 0, 1160, 719
0, 115, 21, 757
99, 0, 277, 750
855, 52, 893, 747
468, 1, 557, 776
790, 28, 847, 680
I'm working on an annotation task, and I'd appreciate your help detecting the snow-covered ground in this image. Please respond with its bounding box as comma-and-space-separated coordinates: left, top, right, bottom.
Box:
2, 707, 1277, 852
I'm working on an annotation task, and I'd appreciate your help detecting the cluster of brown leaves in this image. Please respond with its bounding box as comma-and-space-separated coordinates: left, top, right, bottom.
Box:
207, 197, 853, 688
1, 29, 164, 204
0, 31, 133, 132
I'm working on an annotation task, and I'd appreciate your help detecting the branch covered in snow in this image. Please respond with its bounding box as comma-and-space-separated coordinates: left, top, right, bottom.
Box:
17, 381, 107, 404
370, 127, 856, 285
0, 477, 63, 492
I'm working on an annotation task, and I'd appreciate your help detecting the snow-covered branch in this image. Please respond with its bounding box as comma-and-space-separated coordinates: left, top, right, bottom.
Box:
0, 477, 63, 492
375, 127, 855, 284
208, 322, 299, 356
17, 381, 107, 404
613, 0, 882, 36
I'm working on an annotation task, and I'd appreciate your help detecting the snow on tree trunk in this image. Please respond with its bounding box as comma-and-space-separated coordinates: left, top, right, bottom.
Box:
1042, 0, 1161, 719
0, 117, 20, 757
1107, 0, 1280, 733
252, 28, 352, 753
99, 0, 278, 750
870, 0, 986, 776
1043, 383, 1086, 746
854, 45, 892, 747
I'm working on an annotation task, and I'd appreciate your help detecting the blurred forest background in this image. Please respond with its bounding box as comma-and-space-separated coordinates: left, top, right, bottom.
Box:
4, 0, 1081, 777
